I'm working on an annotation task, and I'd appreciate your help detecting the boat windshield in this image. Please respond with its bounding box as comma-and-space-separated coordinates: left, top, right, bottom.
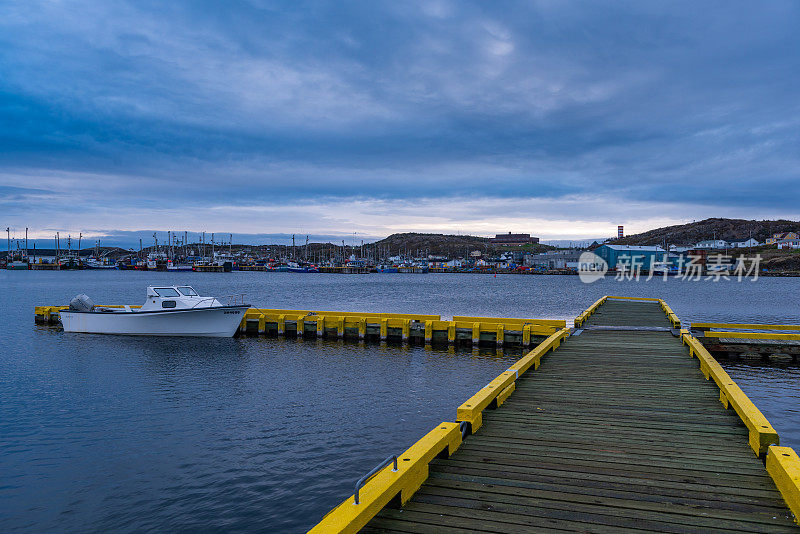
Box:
177, 286, 198, 296
153, 287, 180, 297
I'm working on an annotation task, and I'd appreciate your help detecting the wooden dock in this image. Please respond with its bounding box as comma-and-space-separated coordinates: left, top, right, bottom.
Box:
312, 297, 800, 533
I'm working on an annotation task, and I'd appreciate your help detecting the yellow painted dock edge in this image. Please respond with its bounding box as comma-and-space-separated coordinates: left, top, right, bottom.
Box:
574, 295, 681, 328
693, 322, 800, 332
605, 295, 661, 301
574, 296, 607, 327
690, 322, 800, 341
767, 447, 800, 524
310, 328, 570, 533
243, 312, 564, 338
658, 300, 681, 328
308, 422, 462, 534
681, 330, 779, 456
456, 328, 570, 432
703, 331, 800, 341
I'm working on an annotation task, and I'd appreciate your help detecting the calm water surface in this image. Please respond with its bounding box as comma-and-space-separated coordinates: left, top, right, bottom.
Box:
1, 271, 798, 532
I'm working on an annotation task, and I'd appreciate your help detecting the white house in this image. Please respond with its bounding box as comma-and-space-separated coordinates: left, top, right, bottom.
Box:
668, 245, 693, 253
694, 240, 730, 249
777, 239, 800, 250
729, 238, 760, 248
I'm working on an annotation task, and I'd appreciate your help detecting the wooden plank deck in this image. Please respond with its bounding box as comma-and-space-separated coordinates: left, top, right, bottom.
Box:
362, 299, 797, 533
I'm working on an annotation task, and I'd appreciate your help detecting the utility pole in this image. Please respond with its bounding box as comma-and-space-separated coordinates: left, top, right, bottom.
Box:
25, 227, 28, 259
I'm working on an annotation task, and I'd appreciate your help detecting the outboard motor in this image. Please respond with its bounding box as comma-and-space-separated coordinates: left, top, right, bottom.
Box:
69, 294, 95, 312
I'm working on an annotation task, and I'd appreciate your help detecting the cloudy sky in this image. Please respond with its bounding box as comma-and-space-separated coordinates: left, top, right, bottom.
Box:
1, 1, 798, 246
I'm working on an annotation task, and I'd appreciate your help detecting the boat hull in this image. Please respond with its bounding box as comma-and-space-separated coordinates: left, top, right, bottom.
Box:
60, 306, 249, 337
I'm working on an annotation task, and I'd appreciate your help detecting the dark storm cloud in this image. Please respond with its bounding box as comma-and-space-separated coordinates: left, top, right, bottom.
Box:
0, 0, 798, 235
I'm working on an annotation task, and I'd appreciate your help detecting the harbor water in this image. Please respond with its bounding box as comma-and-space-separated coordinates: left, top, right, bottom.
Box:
1, 271, 799, 532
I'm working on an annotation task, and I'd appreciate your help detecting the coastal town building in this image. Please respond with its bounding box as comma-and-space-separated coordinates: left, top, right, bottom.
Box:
593, 245, 667, 270
694, 240, 730, 249
777, 238, 800, 250
766, 232, 798, 245
489, 232, 540, 246
525, 251, 581, 270
729, 238, 760, 248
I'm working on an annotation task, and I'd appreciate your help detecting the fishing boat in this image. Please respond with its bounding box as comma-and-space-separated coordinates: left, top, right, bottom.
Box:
267, 262, 290, 272
146, 252, 169, 271
167, 259, 194, 272
60, 286, 249, 337
286, 261, 319, 273
6, 254, 29, 270
58, 252, 82, 270
83, 257, 118, 269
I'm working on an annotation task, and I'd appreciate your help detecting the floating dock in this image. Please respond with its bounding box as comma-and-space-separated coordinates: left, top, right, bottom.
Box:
692, 322, 800, 363
34, 306, 565, 347
312, 297, 800, 532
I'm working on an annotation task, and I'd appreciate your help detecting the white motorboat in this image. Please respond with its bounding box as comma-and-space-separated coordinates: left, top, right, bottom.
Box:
60, 286, 249, 337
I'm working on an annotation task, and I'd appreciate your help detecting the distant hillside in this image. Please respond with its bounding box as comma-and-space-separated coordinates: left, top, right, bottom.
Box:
612, 218, 800, 247
371, 232, 553, 257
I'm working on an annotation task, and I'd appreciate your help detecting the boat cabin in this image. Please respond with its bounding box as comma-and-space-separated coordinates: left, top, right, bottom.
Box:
140, 286, 222, 312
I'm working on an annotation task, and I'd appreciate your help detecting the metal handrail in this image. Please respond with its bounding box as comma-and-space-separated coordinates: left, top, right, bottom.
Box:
190, 297, 217, 309
223, 294, 246, 306
354, 455, 398, 505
